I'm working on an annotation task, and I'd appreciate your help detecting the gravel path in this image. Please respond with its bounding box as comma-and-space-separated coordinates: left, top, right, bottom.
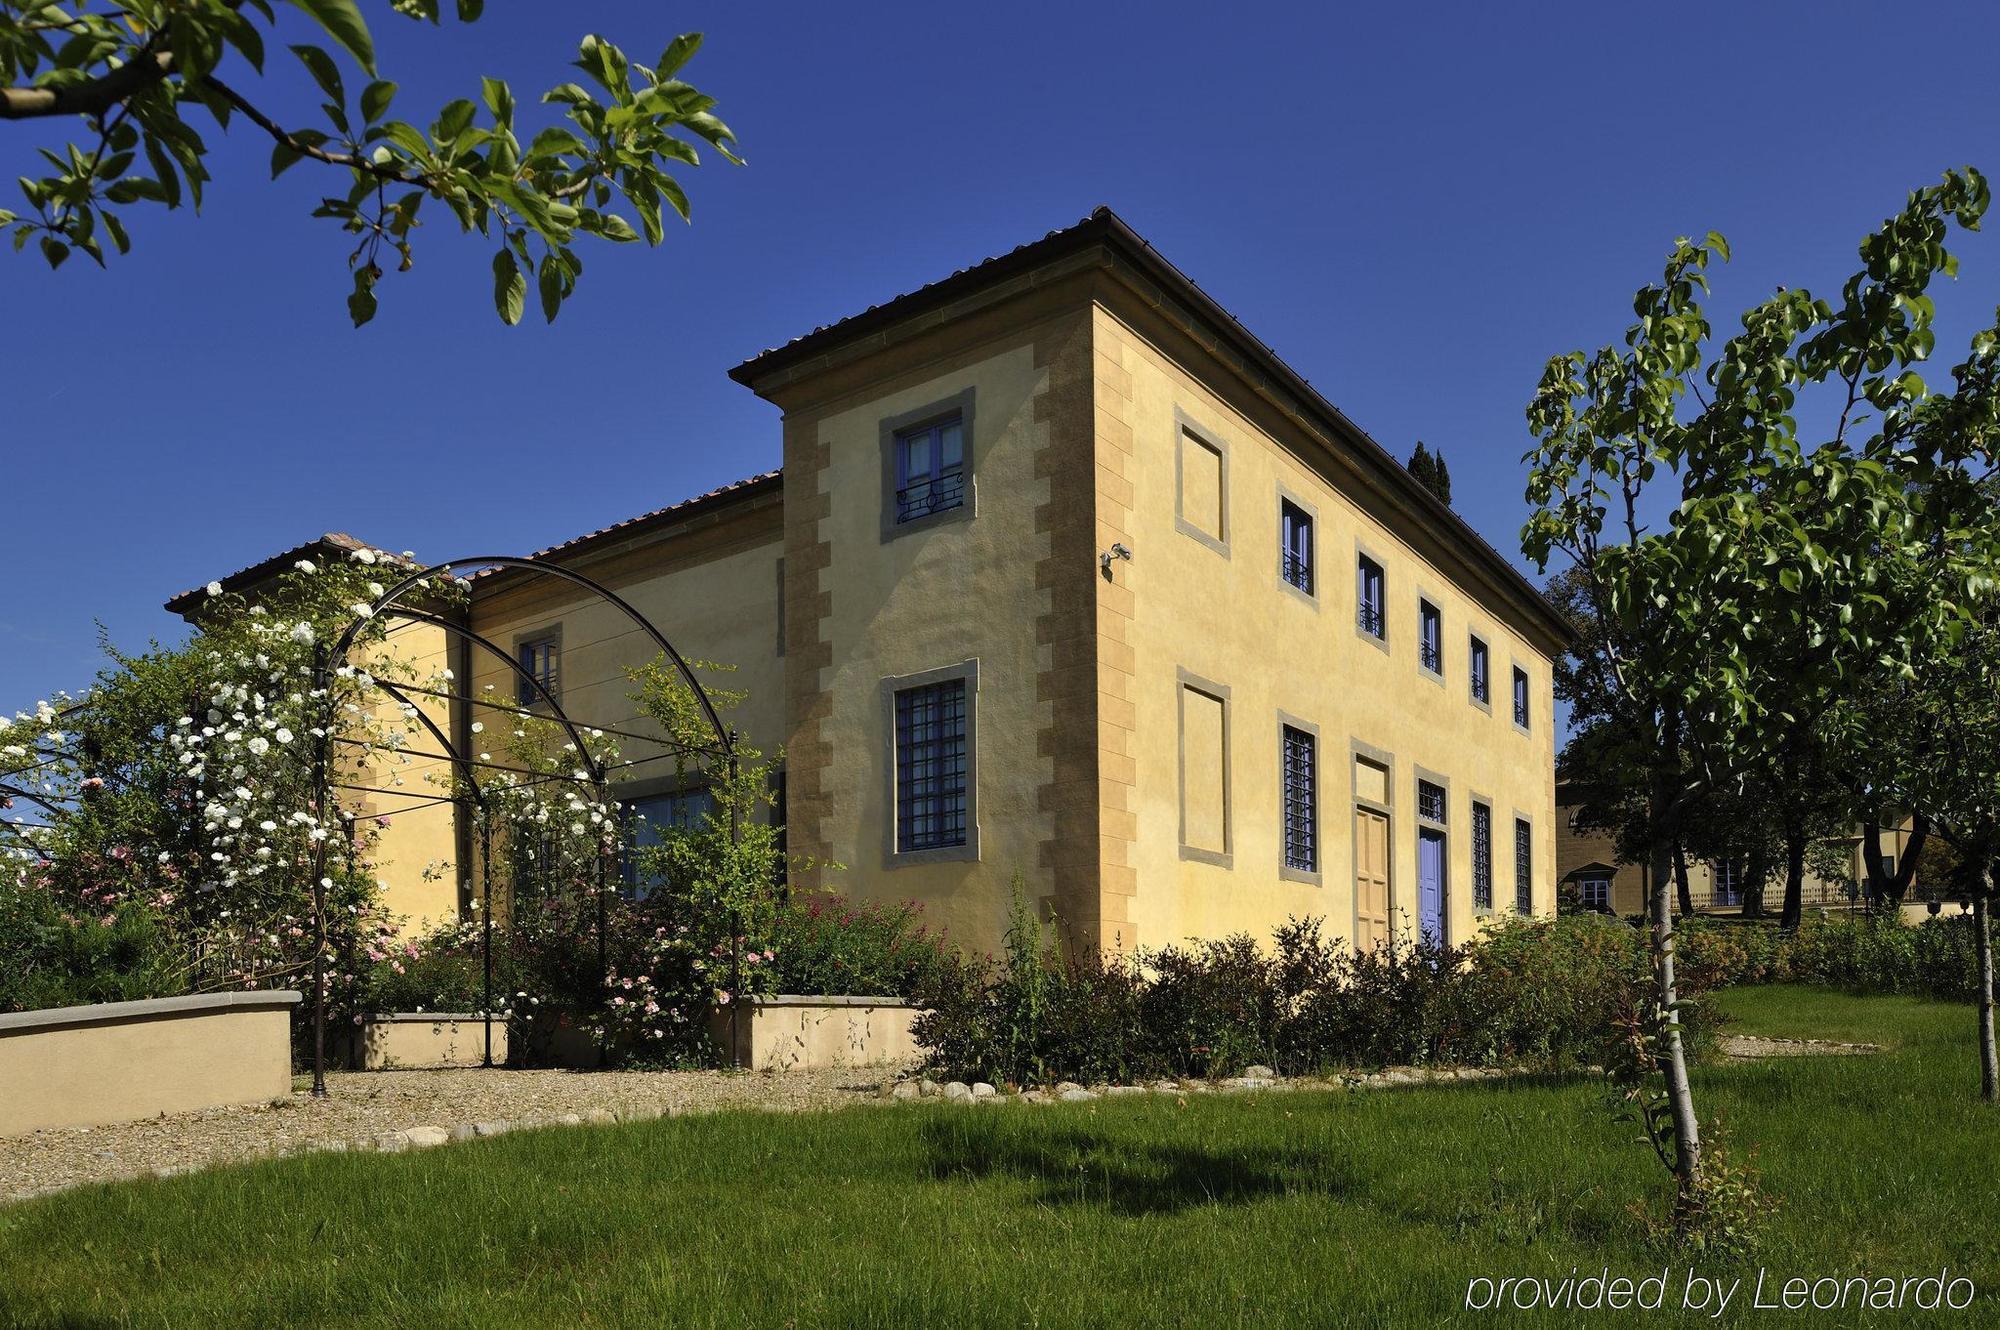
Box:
2, 1066, 884, 1202
1717, 1034, 1883, 1059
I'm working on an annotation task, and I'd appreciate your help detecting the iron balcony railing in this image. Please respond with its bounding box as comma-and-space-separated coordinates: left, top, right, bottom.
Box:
896, 468, 966, 524
1357, 601, 1384, 638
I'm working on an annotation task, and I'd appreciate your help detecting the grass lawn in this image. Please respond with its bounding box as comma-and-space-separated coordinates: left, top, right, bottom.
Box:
1, 986, 1994, 1328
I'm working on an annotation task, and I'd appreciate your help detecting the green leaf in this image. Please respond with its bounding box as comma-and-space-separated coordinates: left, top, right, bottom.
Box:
290, 44, 345, 105
594, 212, 638, 243
287, 0, 377, 75
348, 266, 379, 327
481, 76, 514, 126
271, 141, 305, 178
491, 247, 524, 325
143, 136, 182, 209
457, 0, 484, 17
657, 32, 702, 77
537, 252, 564, 323
360, 80, 397, 123
39, 236, 69, 270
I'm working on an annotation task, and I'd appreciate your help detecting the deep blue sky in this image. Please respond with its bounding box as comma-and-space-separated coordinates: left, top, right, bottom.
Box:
4, 1, 1997, 711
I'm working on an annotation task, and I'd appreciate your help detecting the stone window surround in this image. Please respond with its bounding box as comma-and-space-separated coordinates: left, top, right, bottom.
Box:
1176, 666, 1233, 868
1276, 709, 1322, 886
1173, 406, 1231, 558
1416, 590, 1445, 687
1350, 738, 1395, 949
878, 387, 978, 543
1512, 809, 1535, 914
1469, 791, 1496, 916
1275, 482, 1319, 609
1467, 629, 1493, 714
1414, 764, 1452, 947
880, 658, 981, 868
1353, 538, 1389, 654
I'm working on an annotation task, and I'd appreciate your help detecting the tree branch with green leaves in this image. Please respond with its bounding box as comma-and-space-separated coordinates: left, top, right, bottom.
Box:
1, 0, 739, 324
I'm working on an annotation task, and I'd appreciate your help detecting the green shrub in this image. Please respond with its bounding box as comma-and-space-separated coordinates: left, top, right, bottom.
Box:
0, 871, 177, 1014
765, 895, 947, 997
1677, 913, 1978, 1001
912, 907, 1695, 1085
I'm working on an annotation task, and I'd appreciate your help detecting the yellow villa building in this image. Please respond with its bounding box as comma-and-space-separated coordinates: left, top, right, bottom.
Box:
171, 209, 1570, 957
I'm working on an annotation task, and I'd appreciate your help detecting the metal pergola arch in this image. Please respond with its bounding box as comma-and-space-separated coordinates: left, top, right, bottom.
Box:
303, 553, 741, 1096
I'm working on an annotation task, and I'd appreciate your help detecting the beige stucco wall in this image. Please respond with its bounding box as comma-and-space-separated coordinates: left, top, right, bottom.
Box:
466, 500, 787, 855
352, 1014, 506, 1070
349, 619, 460, 932
782, 322, 1079, 949
1098, 303, 1558, 953
0, 992, 298, 1135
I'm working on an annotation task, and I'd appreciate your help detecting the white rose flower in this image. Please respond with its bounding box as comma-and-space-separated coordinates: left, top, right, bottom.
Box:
206, 581, 223, 597
294, 559, 317, 574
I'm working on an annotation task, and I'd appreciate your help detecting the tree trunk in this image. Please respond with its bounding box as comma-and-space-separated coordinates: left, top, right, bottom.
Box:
1976, 889, 1996, 1106
1742, 843, 1770, 919
1889, 816, 1929, 908
1648, 837, 1702, 1201
1780, 824, 1807, 930
1860, 816, 1887, 909
1672, 840, 1694, 919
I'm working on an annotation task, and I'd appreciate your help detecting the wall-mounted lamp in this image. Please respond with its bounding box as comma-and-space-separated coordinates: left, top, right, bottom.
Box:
1099, 542, 1133, 580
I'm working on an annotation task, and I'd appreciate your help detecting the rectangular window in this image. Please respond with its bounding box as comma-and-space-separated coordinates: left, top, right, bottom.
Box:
893, 414, 966, 525
1357, 555, 1385, 639
1281, 724, 1317, 874
1512, 667, 1530, 728
1417, 779, 1446, 824
1418, 600, 1442, 675
622, 787, 716, 897
1471, 801, 1493, 910
894, 678, 969, 852
1713, 860, 1742, 907
1579, 875, 1611, 912
1280, 500, 1314, 595
1469, 637, 1490, 704
517, 634, 558, 707
1514, 818, 1533, 914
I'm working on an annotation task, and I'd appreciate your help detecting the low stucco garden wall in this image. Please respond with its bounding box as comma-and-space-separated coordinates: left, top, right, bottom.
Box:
0, 991, 300, 1136
709, 995, 920, 1071
350, 1014, 508, 1070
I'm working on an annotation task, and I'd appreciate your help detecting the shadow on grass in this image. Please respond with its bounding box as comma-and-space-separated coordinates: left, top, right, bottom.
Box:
921, 1117, 1358, 1217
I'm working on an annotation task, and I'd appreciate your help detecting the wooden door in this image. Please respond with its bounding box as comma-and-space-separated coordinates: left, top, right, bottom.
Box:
1355, 806, 1390, 951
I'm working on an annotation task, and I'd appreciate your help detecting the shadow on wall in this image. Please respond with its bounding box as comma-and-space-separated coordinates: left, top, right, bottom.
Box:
920, 1117, 1360, 1217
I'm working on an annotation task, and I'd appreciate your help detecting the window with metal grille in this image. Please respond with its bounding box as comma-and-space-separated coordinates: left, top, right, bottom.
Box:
1419, 600, 1442, 674
1713, 860, 1742, 907
894, 679, 968, 852
894, 414, 966, 524
517, 634, 558, 706
1281, 725, 1317, 873
1280, 500, 1314, 595
1471, 801, 1493, 909
1357, 555, 1384, 638
1512, 667, 1530, 728
1514, 818, 1533, 913
1417, 779, 1446, 824
1469, 636, 1489, 703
